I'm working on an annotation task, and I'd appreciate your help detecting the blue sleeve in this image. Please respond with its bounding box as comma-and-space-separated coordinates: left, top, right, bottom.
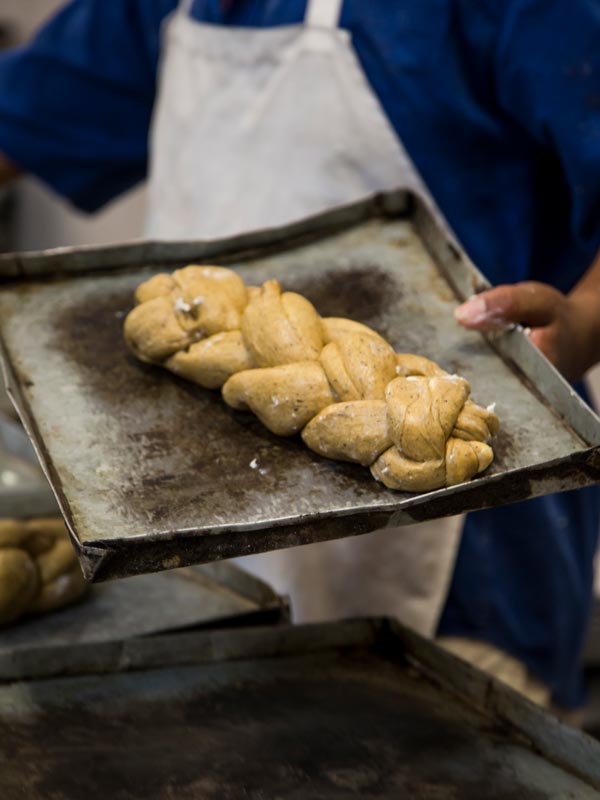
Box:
496, 0, 600, 255
0, 0, 176, 212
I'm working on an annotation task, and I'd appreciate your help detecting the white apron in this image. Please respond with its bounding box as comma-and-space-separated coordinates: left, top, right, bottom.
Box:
147, 0, 464, 636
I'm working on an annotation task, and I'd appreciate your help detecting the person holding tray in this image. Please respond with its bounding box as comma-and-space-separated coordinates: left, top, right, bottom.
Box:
0, 0, 599, 720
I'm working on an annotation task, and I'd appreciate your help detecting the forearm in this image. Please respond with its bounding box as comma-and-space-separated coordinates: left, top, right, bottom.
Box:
0, 152, 20, 186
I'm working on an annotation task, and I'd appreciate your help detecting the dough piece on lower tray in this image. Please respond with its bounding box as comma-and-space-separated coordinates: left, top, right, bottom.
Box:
0, 518, 89, 627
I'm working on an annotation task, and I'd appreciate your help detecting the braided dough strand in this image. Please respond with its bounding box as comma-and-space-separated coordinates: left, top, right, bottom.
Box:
125, 267, 498, 492
0, 518, 88, 626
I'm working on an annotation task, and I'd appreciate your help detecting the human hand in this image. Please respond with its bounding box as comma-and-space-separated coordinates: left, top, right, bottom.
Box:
454, 281, 600, 382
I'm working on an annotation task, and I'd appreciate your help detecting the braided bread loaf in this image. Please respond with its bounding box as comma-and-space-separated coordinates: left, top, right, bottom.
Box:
124, 266, 498, 492
0, 518, 88, 626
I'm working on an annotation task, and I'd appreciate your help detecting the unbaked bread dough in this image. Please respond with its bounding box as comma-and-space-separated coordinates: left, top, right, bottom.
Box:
124, 266, 498, 492
0, 518, 88, 626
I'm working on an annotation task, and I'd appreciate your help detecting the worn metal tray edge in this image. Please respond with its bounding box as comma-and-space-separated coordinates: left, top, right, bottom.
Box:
1, 617, 599, 792
0, 190, 411, 279
0, 409, 58, 517
387, 619, 600, 792
493, 328, 600, 445
0, 337, 75, 531
0, 618, 375, 685
72, 445, 600, 582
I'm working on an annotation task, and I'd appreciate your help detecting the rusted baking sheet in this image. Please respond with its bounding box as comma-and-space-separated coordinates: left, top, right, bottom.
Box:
1, 618, 599, 799
0, 190, 599, 581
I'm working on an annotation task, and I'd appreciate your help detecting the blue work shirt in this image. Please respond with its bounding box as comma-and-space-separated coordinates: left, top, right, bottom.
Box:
1, 0, 599, 706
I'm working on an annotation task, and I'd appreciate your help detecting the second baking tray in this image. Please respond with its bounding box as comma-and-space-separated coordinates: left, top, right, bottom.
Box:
1, 190, 599, 581
0, 562, 286, 675
1, 618, 599, 799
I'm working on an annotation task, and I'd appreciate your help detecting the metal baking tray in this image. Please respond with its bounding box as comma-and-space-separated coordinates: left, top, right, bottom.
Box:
0, 189, 599, 581
1, 618, 599, 799
0, 562, 286, 675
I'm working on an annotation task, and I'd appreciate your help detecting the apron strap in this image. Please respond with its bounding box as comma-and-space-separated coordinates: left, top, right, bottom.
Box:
305, 0, 343, 29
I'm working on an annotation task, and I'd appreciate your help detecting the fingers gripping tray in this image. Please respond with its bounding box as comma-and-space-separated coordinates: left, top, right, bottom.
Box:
0, 191, 599, 581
